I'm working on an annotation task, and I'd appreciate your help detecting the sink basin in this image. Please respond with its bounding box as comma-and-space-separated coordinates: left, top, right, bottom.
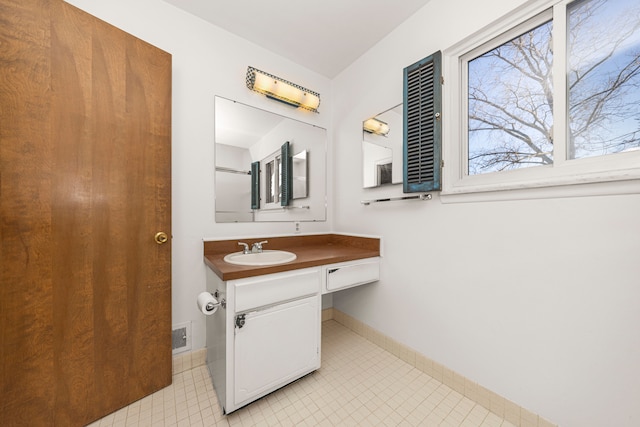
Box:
223, 250, 297, 266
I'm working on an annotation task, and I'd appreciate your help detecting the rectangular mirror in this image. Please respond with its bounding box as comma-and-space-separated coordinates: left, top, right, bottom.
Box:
214, 96, 326, 222
362, 104, 403, 188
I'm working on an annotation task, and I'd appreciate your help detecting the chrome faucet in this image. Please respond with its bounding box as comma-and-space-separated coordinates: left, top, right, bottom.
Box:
238, 242, 251, 254
251, 240, 268, 253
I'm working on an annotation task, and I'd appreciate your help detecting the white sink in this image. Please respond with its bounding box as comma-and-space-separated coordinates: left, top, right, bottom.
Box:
223, 250, 297, 266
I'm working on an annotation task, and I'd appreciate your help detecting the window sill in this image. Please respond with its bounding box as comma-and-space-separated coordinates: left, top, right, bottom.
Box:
441, 169, 640, 203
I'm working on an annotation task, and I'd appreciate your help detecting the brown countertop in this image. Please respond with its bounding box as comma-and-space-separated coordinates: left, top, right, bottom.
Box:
204, 234, 380, 281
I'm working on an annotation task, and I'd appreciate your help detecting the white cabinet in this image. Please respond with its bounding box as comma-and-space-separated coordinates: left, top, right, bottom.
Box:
205, 257, 380, 414
234, 268, 319, 312
206, 267, 321, 414
234, 295, 319, 405
322, 257, 380, 294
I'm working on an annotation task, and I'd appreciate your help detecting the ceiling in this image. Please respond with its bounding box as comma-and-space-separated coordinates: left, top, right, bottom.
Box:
162, 0, 432, 78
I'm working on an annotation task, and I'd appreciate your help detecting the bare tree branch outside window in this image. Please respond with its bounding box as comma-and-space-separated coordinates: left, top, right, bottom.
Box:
568, 0, 640, 158
467, 0, 640, 175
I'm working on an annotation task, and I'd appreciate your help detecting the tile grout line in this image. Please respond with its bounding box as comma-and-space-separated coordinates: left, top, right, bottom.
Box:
328, 308, 557, 427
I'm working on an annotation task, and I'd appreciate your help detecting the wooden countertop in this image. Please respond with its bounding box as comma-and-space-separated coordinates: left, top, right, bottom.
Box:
204, 234, 380, 281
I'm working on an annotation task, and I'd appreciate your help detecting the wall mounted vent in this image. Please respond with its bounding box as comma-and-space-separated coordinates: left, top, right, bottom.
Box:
172, 321, 192, 354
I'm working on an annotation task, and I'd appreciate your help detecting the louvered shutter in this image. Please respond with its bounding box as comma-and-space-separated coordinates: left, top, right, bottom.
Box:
280, 141, 292, 206
403, 51, 442, 192
250, 161, 260, 209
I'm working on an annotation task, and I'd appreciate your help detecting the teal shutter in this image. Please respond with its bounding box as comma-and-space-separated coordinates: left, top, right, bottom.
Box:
251, 161, 260, 209
280, 141, 292, 206
403, 50, 442, 192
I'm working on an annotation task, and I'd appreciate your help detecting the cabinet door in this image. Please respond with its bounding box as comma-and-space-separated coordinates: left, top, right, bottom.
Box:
234, 295, 320, 406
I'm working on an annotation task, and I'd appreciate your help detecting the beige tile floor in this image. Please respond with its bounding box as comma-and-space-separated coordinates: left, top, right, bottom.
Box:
90, 320, 514, 426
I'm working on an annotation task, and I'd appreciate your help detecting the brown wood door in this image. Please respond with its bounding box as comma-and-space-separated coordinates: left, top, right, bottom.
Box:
0, 1, 172, 425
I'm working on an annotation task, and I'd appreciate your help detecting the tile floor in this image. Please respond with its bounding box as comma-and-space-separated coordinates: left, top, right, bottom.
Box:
90, 320, 514, 426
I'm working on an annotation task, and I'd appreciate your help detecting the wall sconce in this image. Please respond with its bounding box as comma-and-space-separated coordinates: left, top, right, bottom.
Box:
246, 66, 321, 112
363, 118, 390, 136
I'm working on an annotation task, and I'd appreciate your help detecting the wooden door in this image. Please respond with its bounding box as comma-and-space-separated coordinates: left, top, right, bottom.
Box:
0, 1, 172, 425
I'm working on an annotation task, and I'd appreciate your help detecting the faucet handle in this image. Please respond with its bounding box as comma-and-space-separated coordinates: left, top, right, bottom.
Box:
252, 240, 268, 252
238, 242, 250, 254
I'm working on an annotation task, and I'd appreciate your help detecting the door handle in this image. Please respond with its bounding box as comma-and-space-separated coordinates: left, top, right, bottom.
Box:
155, 231, 169, 244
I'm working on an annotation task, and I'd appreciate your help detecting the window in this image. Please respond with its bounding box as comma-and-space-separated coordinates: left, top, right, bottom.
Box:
466, 14, 553, 175
567, 0, 640, 159
264, 155, 281, 205
262, 141, 292, 208
444, 0, 640, 196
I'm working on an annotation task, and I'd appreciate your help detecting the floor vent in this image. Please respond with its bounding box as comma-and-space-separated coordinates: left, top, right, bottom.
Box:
172, 322, 192, 354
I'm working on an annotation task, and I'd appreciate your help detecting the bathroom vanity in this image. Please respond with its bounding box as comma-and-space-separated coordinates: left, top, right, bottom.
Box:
203, 234, 380, 413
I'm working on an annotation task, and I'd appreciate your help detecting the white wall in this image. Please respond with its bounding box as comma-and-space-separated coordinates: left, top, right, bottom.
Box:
331, 1, 640, 426
215, 144, 252, 222
64, 0, 333, 353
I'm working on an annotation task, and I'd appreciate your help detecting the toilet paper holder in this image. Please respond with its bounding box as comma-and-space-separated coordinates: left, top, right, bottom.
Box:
197, 290, 226, 315
211, 290, 226, 310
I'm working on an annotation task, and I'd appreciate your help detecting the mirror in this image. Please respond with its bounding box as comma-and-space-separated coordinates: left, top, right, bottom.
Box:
362, 104, 403, 188
214, 96, 326, 222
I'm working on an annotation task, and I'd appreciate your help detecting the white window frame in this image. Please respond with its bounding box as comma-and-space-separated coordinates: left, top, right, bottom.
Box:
442, 0, 640, 200
262, 151, 282, 209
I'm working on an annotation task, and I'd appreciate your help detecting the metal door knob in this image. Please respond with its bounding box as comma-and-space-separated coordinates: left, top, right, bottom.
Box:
155, 232, 169, 244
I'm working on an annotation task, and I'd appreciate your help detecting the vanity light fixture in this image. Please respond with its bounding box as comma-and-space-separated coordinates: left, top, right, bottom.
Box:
363, 117, 390, 136
246, 66, 321, 112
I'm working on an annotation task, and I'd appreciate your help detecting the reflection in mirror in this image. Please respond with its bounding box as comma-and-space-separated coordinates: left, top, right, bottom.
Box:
362, 104, 403, 188
214, 96, 327, 222
264, 152, 280, 205
292, 150, 308, 199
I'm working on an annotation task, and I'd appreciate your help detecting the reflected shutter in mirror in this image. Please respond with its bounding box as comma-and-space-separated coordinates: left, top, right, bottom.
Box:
280, 141, 292, 206
251, 161, 260, 209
